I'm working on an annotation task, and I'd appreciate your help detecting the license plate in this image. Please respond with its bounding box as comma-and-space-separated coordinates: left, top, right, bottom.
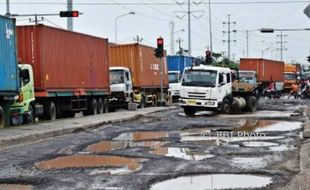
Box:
187, 100, 197, 105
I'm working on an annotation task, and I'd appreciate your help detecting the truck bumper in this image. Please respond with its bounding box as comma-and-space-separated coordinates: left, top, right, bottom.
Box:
179, 98, 219, 109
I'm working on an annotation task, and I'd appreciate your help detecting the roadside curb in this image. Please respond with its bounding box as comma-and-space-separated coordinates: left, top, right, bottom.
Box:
0, 107, 176, 150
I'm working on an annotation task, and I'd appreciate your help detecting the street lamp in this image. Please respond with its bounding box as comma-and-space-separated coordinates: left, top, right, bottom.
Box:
171, 29, 185, 55
115, 12, 135, 43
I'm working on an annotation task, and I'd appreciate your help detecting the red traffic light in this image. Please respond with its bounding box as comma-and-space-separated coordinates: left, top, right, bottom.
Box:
60, 11, 80, 17
205, 50, 211, 56
157, 38, 164, 45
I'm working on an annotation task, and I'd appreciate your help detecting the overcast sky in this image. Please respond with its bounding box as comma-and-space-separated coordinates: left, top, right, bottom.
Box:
1, 0, 310, 64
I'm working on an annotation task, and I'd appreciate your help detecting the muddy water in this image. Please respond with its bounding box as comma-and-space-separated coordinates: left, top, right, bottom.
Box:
150, 174, 272, 190
0, 184, 33, 190
234, 120, 302, 132
87, 141, 167, 153
151, 147, 214, 161
114, 131, 169, 141
35, 155, 144, 171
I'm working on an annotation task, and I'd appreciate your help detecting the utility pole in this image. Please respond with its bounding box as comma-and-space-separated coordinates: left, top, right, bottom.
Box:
246, 30, 249, 57
170, 21, 175, 55
277, 30, 287, 61
176, 38, 184, 55
133, 35, 143, 44
208, 0, 213, 54
222, 14, 236, 60
6, 0, 10, 16
187, 0, 192, 56
67, 0, 73, 31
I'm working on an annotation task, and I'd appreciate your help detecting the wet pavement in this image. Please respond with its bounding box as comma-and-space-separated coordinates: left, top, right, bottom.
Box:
0, 99, 308, 189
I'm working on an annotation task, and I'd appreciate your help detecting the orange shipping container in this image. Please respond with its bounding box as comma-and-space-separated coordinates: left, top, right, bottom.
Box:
240, 58, 284, 82
16, 25, 109, 93
109, 43, 168, 89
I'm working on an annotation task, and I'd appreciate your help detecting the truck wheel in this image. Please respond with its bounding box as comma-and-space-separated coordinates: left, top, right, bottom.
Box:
103, 98, 109, 113
0, 107, 5, 128
247, 96, 258, 112
45, 102, 57, 121
97, 98, 104, 114
90, 99, 98, 115
184, 107, 196, 116
221, 99, 231, 114
23, 104, 35, 124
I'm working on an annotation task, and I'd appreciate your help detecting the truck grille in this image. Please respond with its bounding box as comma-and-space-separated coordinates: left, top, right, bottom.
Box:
187, 92, 206, 98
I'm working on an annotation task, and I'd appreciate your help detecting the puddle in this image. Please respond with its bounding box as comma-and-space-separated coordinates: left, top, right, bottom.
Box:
269, 145, 296, 152
181, 135, 285, 143
231, 157, 268, 169
235, 120, 302, 132
35, 155, 144, 171
150, 174, 272, 190
151, 147, 214, 161
90, 166, 140, 176
0, 184, 33, 190
241, 141, 279, 148
114, 131, 169, 141
87, 140, 167, 153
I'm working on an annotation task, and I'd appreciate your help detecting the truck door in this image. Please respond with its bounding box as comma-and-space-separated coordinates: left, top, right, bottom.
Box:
218, 72, 230, 102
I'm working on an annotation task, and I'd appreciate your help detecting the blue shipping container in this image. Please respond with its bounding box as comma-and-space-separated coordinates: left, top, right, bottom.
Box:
0, 15, 19, 95
167, 55, 193, 74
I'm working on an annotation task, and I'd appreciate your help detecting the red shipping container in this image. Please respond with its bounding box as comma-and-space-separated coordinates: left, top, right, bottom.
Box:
16, 25, 109, 94
109, 43, 168, 89
240, 58, 284, 82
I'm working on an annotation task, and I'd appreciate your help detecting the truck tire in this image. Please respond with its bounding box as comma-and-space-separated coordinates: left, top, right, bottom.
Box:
23, 104, 35, 124
45, 101, 57, 121
184, 107, 196, 116
0, 106, 5, 128
221, 99, 231, 114
247, 96, 258, 112
103, 98, 109, 113
97, 98, 104, 114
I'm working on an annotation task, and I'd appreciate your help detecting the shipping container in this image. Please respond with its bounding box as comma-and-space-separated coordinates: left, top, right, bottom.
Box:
0, 15, 19, 95
167, 55, 193, 73
240, 58, 284, 82
16, 25, 109, 94
109, 43, 168, 88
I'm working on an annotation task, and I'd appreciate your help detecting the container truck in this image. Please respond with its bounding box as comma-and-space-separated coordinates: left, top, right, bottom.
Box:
167, 55, 193, 101
284, 64, 301, 92
0, 16, 20, 128
179, 65, 258, 116
109, 43, 169, 108
239, 58, 285, 96
10, 25, 110, 124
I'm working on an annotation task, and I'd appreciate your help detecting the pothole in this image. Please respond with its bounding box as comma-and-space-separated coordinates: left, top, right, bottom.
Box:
113, 131, 169, 141
234, 120, 302, 132
241, 141, 279, 148
151, 147, 214, 161
231, 157, 268, 169
0, 184, 33, 190
35, 155, 145, 171
87, 140, 167, 153
150, 174, 272, 190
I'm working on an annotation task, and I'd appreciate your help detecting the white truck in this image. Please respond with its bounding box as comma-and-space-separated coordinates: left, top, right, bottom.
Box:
179, 65, 258, 116
109, 67, 133, 110
168, 71, 181, 101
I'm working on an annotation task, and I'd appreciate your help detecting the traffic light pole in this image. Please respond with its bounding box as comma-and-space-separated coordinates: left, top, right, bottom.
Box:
159, 57, 164, 106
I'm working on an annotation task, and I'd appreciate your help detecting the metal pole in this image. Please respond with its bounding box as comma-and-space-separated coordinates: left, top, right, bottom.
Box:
6, 0, 10, 16
159, 57, 164, 106
280, 30, 283, 61
188, 0, 192, 56
170, 21, 175, 55
246, 30, 249, 58
115, 18, 118, 43
228, 14, 231, 60
67, 0, 73, 31
208, 0, 213, 54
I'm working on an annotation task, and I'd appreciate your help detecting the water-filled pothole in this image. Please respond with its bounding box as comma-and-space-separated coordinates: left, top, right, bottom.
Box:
241, 141, 279, 148
114, 131, 169, 141
87, 140, 167, 153
0, 184, 33, 190
151, 147, 214, 161
234, 120, 302, 132
150, 174, 272, 190
35, 155, 145, 171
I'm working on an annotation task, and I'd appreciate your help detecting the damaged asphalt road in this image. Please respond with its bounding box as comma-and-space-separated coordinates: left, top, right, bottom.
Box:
0, 99, 308, 190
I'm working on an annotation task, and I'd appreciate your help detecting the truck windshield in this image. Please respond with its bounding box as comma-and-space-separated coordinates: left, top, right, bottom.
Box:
110, 70, 124, 85
182, 69, 217, 87
239, 72, 255, 83
168, 73, 179, 83
284, 73, 296, 80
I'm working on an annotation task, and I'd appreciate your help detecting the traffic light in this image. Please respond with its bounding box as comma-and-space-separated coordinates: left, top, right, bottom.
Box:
205, 50, 213, 65
308, 56, 310, 63
59, 11, 79, 17
155, 37, 164, 58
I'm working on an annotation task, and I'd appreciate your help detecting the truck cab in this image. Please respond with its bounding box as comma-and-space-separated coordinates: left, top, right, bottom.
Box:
238, 70, 257, 85
109, 67, 133, 110
179, 65, 233, 115
10, 64, 42, 125
168, 71, 181, 101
